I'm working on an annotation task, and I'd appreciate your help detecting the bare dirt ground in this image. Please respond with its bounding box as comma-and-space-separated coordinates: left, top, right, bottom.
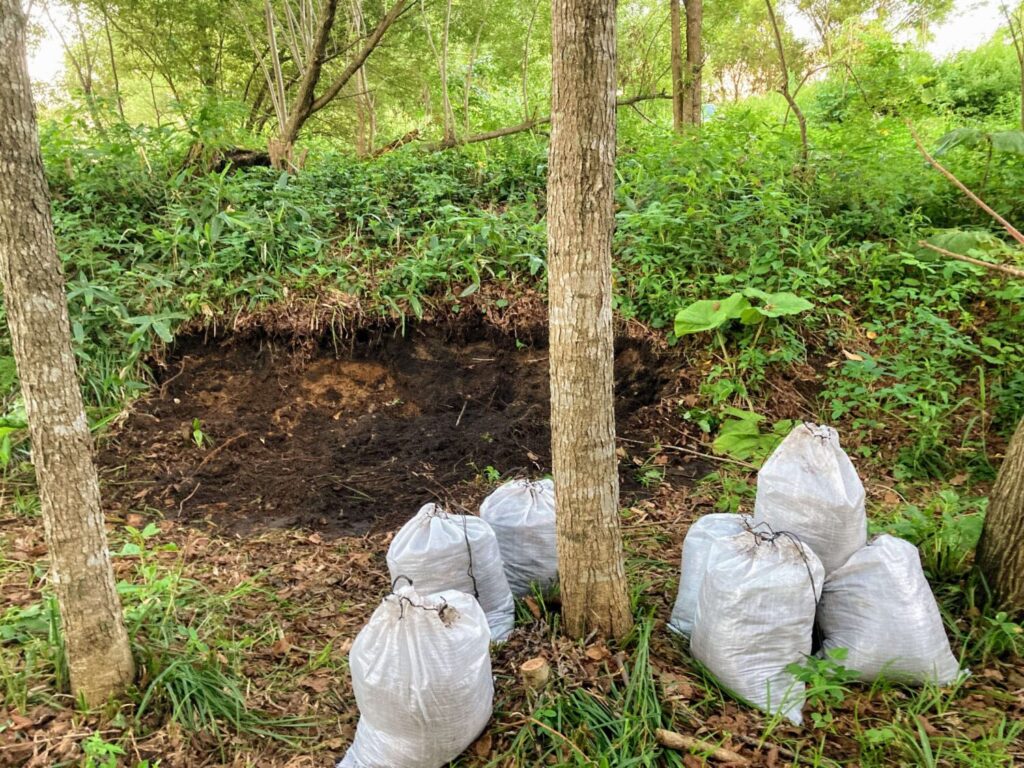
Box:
97, 317, 689, 536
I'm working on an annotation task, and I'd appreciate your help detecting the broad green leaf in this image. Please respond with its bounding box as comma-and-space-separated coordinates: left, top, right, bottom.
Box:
742, 288, 813, 317
739, 307, 764, 325
925, 229, 1002, 255
989, 131, 1024, 155
933, 128, 985, 156
674, 292, 749, 335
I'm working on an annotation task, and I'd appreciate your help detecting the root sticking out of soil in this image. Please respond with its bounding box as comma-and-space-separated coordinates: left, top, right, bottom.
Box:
99, 315, 691, 536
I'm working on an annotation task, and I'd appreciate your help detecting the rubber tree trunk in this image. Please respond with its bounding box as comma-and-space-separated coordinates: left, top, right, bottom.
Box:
670, 0, 684, 132
976, 419, 1024, 615
682, 0, 702, 125
548, 0, 633, 641
0, 1, 135, 705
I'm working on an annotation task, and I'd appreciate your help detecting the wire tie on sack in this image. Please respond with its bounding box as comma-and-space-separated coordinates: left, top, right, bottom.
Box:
459, 512, 480, 599
742, 519, 819, 605
390, 575, 450, 621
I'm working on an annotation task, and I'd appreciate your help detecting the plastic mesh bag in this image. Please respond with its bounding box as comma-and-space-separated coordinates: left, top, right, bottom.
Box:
387, 503, 515, 642
479, 478, 557, 596
668, 513, 751, 636
752, 423, 866, 574
818, 534, 961, 684
691, 528, 824, 725
338, 585, 494, 768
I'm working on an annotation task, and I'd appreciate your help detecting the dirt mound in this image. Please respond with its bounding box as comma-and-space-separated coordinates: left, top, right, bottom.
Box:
98, 319, 688, 536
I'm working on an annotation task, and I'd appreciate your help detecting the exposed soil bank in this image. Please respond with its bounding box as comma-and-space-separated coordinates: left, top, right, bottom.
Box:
99, 316, 696, 536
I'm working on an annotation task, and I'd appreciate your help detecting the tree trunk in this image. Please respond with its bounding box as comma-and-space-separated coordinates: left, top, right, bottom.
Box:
976, 419, 1024, 614
0, 2, 134, 705
548, 0, 633, 641
765, 0, 808, 164
276, 0, 409, 151
682, 0, 702, 125
670, 0, 683, 132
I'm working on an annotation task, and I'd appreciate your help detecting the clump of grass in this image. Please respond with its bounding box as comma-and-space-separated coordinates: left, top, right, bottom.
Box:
117, 525, 316, 745
483, 616, 681, 768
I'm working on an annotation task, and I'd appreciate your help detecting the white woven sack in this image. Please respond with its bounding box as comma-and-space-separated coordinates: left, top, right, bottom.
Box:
338, 586, 494, 768
668, 513, 751, 636
818, 534, 961, 684
752, 423, 867, 574
479, 478, 557, 596
387, 503, 515, 642
691, 529, 824, 725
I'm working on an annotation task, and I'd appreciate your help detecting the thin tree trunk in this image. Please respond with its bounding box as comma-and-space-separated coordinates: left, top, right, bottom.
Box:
0, 2, 135, 705
977, 419, 1024, 614
277, 0, 341, 148
683, 0, 702, 125
464, 15, 486, 137
765, 0, 807, 163
1004, 6, 1024, 131
548, 0, 633, 641
523, 0, 541, 121
670, 0, 683, 132
420, 0, 456, 146
101, 5, 125, 122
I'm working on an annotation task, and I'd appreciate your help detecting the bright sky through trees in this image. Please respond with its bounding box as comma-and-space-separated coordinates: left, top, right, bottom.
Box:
26, 0, 1005, 86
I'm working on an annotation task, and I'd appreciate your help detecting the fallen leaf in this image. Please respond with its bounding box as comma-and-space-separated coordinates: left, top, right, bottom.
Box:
842, 349, 865, 362
472, 732, 493, 757
950, 473, 968, 486
917, 714, 940, 736
585, 643, 611, 662
523, 596, 542, 620
301, 676, 331, 693
9, 714, 34, 731
866, 331, 878, 340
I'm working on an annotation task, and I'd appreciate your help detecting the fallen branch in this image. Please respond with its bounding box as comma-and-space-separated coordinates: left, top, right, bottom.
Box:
384, 93, 670, 153
655, 728, 750, 764
371, 128, 420, 157
617, 435, 758, 471
907, 122, 1024, 247
918, 240, 1024, 279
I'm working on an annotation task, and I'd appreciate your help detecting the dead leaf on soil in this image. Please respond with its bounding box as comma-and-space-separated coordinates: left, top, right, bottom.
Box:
472, 732, 493, 757
523, 596, 542, 620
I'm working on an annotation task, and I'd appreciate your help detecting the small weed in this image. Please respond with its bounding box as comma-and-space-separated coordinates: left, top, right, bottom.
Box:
191, 418, 207, 449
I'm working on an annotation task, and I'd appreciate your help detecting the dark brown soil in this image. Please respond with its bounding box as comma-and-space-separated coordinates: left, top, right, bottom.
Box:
98, 317, 697, 536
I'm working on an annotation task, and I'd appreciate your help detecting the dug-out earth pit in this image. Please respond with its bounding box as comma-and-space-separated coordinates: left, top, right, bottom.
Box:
98, 319, 691, 536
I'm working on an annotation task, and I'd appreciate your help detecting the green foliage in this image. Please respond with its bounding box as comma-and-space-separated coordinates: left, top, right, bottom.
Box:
117, 532, 314, 743
934, 128, 1024, 157
711, 408, 795, 464
786, 648, 859, 710
873, 491, 985, 581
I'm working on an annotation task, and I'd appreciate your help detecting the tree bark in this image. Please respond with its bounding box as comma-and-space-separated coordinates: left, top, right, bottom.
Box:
682, 0, 702, 125
0, 2, 134, 705
765, 0, 807, 163
670, 0, 683, 132
274, 0, 409, 153
548, 0, 633, 641
977, 419, 1024, 615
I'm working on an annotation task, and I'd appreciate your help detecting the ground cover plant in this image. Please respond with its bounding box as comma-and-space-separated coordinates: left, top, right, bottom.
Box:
2, 2, 1024, 766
